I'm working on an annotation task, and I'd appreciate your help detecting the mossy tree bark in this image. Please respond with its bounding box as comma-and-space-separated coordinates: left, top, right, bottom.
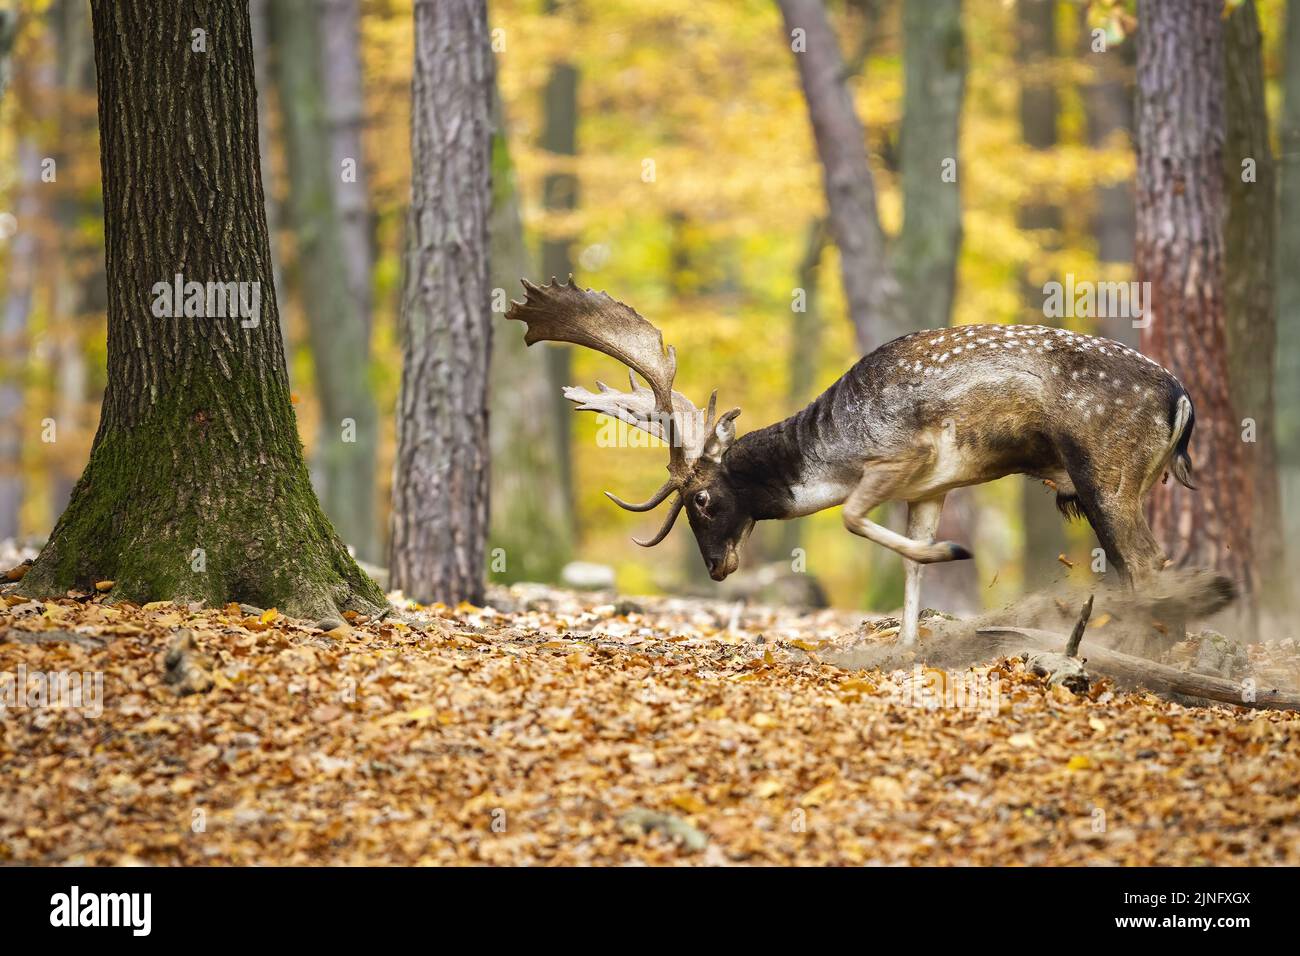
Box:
388, 0, 493, 605
18, 0, 386, 620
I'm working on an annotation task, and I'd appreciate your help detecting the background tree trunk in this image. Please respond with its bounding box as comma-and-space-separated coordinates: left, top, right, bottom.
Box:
269, 0, 380, 561
777, 0, 907, 352
320, 0, 373, 344
249, 0, 286, 331
539, 0, 579, 535
1223, 0, 1284, 617
489, 86, 573, 583
1016, 0, 1069, 592
388, 0, 493, 605
895, 0, 963, 331
18, 0, 385, 619
1135, 0, 1253, 596
0, 4, 15, 108
1078, 4, 1136, 347
1277, 0, 1300, 580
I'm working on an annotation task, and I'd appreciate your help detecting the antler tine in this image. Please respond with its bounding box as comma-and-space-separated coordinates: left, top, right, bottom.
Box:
631, 494, 685, 547
604, 480, 676, 512
506, 275, 688, 478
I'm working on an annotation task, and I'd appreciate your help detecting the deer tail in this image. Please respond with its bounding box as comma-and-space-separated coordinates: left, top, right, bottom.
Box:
1169, 391, 1196, 490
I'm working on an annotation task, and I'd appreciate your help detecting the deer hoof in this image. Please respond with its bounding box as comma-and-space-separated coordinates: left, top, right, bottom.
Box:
947, 543, 972, 561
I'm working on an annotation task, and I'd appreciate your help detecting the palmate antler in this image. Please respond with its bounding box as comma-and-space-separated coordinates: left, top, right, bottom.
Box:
505, 276, 739, 546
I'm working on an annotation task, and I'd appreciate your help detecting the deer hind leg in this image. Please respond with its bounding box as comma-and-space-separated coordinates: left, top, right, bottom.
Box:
842, 454, 972, 565
901, 495, 946, 647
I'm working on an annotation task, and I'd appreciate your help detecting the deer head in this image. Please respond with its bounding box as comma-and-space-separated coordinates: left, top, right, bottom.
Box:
505, 277, 751, 579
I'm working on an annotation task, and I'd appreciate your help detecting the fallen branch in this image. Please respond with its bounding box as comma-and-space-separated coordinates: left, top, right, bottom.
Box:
978, 625, 1300, 712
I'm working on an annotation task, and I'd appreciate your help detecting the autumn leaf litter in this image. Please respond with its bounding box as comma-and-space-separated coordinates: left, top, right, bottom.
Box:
2, 581, 1298, 865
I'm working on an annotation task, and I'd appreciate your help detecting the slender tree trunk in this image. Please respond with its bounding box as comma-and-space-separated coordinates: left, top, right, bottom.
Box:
895, 0, 963, 331
1016, 0, 1069, 591
1078, 5, 1136, 347
18, 0, 385, 620
389, 0, 493, 605
1135, 0, 1253, 595
489, 87, 572, 582
319, 0, 373, 343
0, 16, 54, 540
1277, 0, 1300, 576
1223, 0, 1283, 616
249, 0, 286, 330
777, 0, 908, 352
0, 139, 39, 541
0, 5, 15, 108
47, 0, 101, 518
539, 0, 579, 535
269, 0, 379, 561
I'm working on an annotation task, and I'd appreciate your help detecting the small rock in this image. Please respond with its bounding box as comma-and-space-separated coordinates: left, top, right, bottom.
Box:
238, 603, 265, 617
561, 561, 616, 591
616, 808, 708, 853
315, 617, 346, 632
162, 629, 214, 696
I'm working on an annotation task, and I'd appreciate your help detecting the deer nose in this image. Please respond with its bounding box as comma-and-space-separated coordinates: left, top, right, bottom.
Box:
708, 558, 726, 581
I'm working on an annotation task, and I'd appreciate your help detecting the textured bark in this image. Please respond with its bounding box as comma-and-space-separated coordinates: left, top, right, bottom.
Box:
1135, 0, 1253, 594
489, 89, 573, 582
389, 0, 493, 605
539, 2, 579, 533
1278, 0, 1300, 567
269, 0, 379, 561
18, 0, 385, 620
777, 0, 907, 352
1223, 1, 1283, 611
1016, 0, 1067, 590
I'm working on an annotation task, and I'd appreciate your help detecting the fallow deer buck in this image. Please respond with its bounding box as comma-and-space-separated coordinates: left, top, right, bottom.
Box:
506, 277, 1208, 646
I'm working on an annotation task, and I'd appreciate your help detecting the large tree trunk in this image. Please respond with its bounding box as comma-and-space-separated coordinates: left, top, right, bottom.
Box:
489, 87, 573, 583
1135, 0, 1253, 596
1016, 0, 1068, 591
1223, 0, 1284, 617
388, 0, 493, 605
777, 0, 907, 352
18, 0, 385, 620
269, 0, 380, 561
1278, 0, 1300, 578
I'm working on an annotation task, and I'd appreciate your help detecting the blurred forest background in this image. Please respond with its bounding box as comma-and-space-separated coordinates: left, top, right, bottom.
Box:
0, 0, 1296, 617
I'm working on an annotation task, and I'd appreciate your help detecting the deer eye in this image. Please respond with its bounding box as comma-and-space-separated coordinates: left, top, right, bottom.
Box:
693, 490, 710, 510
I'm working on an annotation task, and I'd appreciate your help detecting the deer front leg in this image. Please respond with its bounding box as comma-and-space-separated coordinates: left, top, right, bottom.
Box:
901, 496, 946, 647
841, 457, 971, 564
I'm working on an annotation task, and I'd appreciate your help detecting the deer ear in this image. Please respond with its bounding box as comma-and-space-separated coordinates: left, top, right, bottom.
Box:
701, 408, 741, 464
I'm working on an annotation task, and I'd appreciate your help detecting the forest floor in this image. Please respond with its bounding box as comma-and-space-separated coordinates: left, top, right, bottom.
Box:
2, 576, 1299, 866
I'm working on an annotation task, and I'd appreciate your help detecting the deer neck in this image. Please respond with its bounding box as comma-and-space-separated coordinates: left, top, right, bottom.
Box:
726, 407, 863, 521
